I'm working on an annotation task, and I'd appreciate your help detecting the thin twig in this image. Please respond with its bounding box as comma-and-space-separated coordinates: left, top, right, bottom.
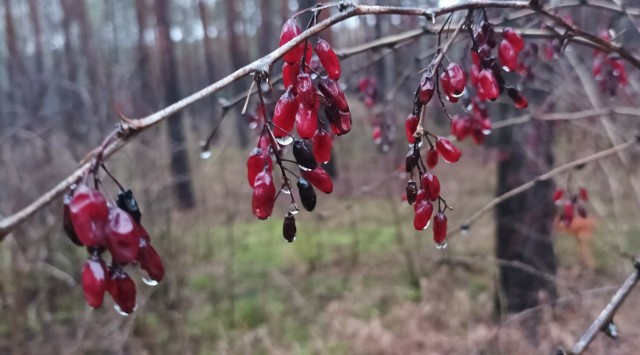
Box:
568, 260, 640, 355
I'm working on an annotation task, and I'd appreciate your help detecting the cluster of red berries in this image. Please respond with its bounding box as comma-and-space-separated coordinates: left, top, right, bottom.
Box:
592, 30, 628, 96
554, 187, 589, 227
357, 76, 378, 108
450, 98, 491, 144
404, 136, 461, 247
63, 174, 164, 315
247, 17, 347, 242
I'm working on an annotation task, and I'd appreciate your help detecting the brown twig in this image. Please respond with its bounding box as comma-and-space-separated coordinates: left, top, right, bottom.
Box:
567, 260, 640, 355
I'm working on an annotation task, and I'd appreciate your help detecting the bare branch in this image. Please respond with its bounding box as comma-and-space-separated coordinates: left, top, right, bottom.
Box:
568, 260, 640, 355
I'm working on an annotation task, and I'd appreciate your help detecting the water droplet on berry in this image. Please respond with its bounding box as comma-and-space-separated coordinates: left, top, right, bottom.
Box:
481, 129, 491, 135
142, 277, 159, 287
422, 220, 431, 230
435, 241, 448, 250
200, 150, 212, 160
114, 304, 130, 316
276, 136, 294, 146
288, 203, 300, 215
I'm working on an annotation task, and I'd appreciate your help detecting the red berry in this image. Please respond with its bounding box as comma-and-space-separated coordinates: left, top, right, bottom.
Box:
446, 63, 466, 96
69, 185, 109, 247
503, 28, 524, 52
137, 241, 165, 283
279, 18, 304, 64
563, 200, 575, 227
579, 187, 589, 202
252, 169, 276, 220
478, 69, 500, 101
312, 129, 332, 164
273, 89, 298, 137
426, 148, 439, 169
471, 129, 486, 145
498, 40, 518, 72
318, 77, 349, 112
296, 73, 316, 107
82, 256, 108, 308
405, 114, 419, 144
301, 166, 333, 194
433, 212, 448, 244
324, 106, 351, 136
415, 189, 428, 205
435, 137, 462, 163
451, 116, 471, 141
553, 188, 564, 203
414, 200, 434, 230
372, 125, 382, 144
105, 207, 141, 264
315, 39, 341, 80
418, 73, 435, 105
295, 102, 318, 140
439, 70, 454, 98
247, 147, 272, 188
282, 61, 300, 88
420, 172, 440, 201
107, 268, 137, 314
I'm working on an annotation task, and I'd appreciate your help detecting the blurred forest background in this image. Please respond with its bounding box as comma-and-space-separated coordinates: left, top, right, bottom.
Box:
1, 0, 640, 354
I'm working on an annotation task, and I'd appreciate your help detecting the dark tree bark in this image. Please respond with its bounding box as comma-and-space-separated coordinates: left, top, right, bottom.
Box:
259, 0, 274, 56
495, 114, 557, 321
224, 0, 249, 147
156, 0, 196, 209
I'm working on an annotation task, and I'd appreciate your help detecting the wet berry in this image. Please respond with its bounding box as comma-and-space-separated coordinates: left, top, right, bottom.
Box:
247, 147, 272, 188
406, 180, 418, 205
137, 235, 164, 283
499, 40, 518, 72
433, 212, 448, 244
297, 178, 317, 212
105, 207, 141, 264
506, 88, 528, 109
318, 77, 349, 112
282, 61, 300, 88
418, 73, 435, 105
116, 189, 142, 224
478, 69, 500, 101
315, 39, 341, 80
279, 18, 304, 64
107, 267, 137, 314
405, 114, 419, 144
414, 200, 434, 230
82, 255, 108, 308
295, 102, 318, 139
421, 172, 440, 201
283, 213, 297, 243
69, 185, 109, 247
312, 129, 332, 164
252, 169, 276, 220
296, 73, 316, 107
273, 89, 298, 137
301, 166, 333, 194
446, 63, 466, 96
292, 139, 317, 170
435, 137, 462, 163
503, 28, 524, 52
426, 148, 439, 169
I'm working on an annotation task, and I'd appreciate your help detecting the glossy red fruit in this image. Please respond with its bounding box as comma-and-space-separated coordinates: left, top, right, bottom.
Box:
296, 73, 316, 107
415, 189, 428, 205
318, 77, 349, 112
426, 148, 439, 169
258, 131, 270, 151
295, 102, 318, 139
471, 129, 486, 145
451, 116, 471, 141
421, 172, 441, 201
334, 109, 352, 136
301, 166, 333, 194
107, 268, 136, 314
418, 73, 435, 105
282, 61, 300, 88
446, 63, 466, 96
499, 40, 518, 72
315, 39, 341, 80
553, 188, 564, 203
579, 187, 589, 201
247, 148, 272, 188
439, 70, 454, 98
273, 89, 298, 137
405, 114, 419, 144
563, 200, 575, 227
312, 129, 332, 164
414, 200, 434, 230
105, 207, 141, 264
82, 256, 108, 308
506, 88, 528, 109
63, 190, 83, 246
69, 185, 109, 247
137, 241, 165, 283
252, 170, 276, 220
433, 212, 448, 244
435, 137, 462, 163
478, 69, 500, 101
279, 18, 304, 64
503, 28, 524, 52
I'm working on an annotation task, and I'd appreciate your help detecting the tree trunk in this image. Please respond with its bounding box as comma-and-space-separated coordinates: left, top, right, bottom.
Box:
495, 114, 557, 324
224, 0, 249, 147
156, 0, 196, 209
259, 0, 274, 56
